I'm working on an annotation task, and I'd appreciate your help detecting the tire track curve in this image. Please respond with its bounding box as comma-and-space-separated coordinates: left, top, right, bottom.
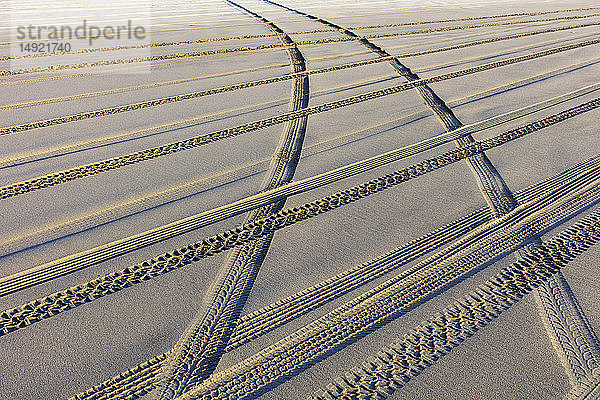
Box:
1, 37, 598, 202
66, 153, 600, 400
3, 84, 596, 299
151, 2, 310, 398
169, 158, 600, 400
260, 0, 515, 215
267, 4, 600, 388
1, 97, 597, 340
2, 32, 594, 171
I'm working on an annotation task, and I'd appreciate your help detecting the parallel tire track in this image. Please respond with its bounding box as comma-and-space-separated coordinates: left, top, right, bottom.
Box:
3, 13, 599, 61
2, 7, 598, 59
1, 22, 598, 136
1, 38, 598, 202
0, 58, 595, 268
227, 156, 600, 351
65, 154, 600, 400
0, 20, 598, 78
1, 97, 598, 339
265, 0, 517, 216
309, 210, 600, 400
173, 162, 600, 400
2, 39, 594, 172
152, 2, 311, 398
2, 84, 597, 300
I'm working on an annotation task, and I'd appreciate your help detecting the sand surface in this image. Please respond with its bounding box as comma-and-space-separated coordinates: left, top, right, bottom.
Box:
0, 0, 599, 399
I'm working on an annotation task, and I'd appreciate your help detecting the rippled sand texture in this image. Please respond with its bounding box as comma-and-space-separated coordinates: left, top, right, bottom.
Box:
0, 0, 599, 399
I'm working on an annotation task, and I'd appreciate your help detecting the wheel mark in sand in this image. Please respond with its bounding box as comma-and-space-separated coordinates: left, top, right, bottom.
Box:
270, 0, 600, 387
152, 2, 310, 398
3, 35, 593, 170
1, 98, 598, 339
1, 37, 598, 203
1, 78, 596, 299
2, 12, 599, 62
0, 19, 598, 78
2, 6, 598, 57
1, 22, 597, 135
566, 373, 600, 399
536, 272, 600, 385
4, 75, 597, 299
169, 158, 600, 400
0, 20, 570, 87
309, 211, 600, 400
260, 0, 516, 215
66, 154, 600, 400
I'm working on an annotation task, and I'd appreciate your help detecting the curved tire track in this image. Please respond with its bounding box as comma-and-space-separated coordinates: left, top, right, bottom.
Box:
65, 153, 600, 400
1, 37, 598, 203
1, 97, 597, 340
152, 2, 311, 398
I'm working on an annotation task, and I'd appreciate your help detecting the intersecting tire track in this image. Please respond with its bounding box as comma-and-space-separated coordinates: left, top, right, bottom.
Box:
1, 37, 598, 203
3, 5, 600, 400
0, 59, 595, 282
264, 1, 600, 392
152, 2, 310, 398
260, 0, 516, 216
3, 79, 597, 307
1, 21, 599, 137
169, 159, 600, 400
66, 153, 600, 400
308, 210, 600, 400
2, 97, 598, 340
1, 16, 598, 77
2, 7, 597, 61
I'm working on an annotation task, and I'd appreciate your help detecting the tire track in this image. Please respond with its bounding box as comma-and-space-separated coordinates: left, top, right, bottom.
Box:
2, 48, 595, 173
0, 23, 530, 107
1, 38, 597, 202
226, 155, 600, 352
0, 62, 289, 111
1, 97, 597, 340
151, 2, 310, 398
268, 4, 600, 387
0, 25, 558, 112
260, 0, 514, 215
3, 32, 591, 169
566, 373, 600, 399
309, 210, 600, 400
3, 85, 595, 299
3, 6, 597, 53
0, 71, 388, 170
67, 154, 600, 400
170, 160, 600, 400
3, 12, 598, 61
2, 23, 597, 135
535, 272, 600, 385
1, 19, 598, 77
0, 21, 557, 86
